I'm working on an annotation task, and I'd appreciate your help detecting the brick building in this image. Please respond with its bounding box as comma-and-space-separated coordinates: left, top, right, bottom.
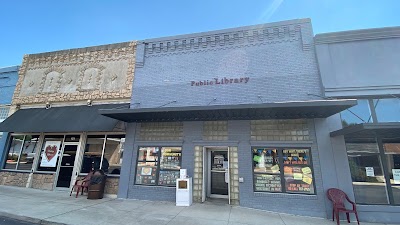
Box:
101, 19, 355, 217
0, 42, 136, 195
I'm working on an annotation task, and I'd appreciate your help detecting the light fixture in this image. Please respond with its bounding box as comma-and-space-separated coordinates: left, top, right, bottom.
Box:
45, 102, 51, 109
87, 99, 92, 106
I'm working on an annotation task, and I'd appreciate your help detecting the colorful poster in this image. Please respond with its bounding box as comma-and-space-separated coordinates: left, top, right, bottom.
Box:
40, 141, 61, 167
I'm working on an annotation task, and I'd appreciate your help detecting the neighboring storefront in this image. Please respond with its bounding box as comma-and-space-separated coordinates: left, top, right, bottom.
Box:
0, 66, 19, 159
0, 42, 136, 196
100, 18, 356, 218
315, 26, 400, 223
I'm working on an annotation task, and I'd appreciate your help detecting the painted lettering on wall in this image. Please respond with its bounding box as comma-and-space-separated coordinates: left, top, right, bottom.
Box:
191, 77, 250, 87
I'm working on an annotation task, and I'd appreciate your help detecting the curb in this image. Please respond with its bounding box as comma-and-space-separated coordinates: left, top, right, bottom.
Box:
0, 211, 66, 225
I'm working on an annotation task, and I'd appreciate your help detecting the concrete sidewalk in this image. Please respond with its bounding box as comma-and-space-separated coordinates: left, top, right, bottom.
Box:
0, 186, 389, 225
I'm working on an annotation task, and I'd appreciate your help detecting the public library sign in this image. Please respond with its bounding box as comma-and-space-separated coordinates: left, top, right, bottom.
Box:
191, 76, 250, 87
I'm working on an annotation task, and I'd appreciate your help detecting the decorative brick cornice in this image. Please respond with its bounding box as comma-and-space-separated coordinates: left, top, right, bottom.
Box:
145, 24, 301, 56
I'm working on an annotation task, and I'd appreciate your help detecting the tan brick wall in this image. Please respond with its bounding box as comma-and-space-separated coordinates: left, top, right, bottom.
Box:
105, 176, 119, 195
31, 173, 55, 191
12, 42, 136, 106
0, 171, 29, 187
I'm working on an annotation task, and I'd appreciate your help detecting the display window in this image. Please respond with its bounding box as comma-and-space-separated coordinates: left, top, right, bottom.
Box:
253, 147, 315, 194
4, 135, 40, 171
80, 134, 125, 175
135, 146, 182, 187
346, 137, 400, 205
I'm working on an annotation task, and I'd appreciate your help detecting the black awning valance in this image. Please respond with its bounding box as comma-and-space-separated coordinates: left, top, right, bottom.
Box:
99, 100, 356, 123
0, 104, 129, 133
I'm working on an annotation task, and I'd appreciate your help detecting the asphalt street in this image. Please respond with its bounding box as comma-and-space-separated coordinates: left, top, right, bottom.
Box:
0, 216, 36, 225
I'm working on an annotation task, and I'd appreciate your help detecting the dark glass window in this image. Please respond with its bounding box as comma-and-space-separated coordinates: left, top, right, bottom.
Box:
80, 134, 125, 175
4, 135, 40, 171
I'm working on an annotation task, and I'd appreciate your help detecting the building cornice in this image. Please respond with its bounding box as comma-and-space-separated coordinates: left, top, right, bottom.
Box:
139, 19, 312, 57
315, 26, 400, 44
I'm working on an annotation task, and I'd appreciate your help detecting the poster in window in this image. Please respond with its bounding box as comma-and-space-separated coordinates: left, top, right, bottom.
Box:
283, 149, 309, 165
40, 141, 61, 167
136, 166, 157, 185
254, 174, 282, 192
284, 165, 314, 194
158, 170, 180, 186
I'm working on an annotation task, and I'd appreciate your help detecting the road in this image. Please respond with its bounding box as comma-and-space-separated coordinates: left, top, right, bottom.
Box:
0, 216, 36, 225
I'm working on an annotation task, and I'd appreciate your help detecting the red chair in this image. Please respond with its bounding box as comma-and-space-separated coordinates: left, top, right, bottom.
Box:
327, 188, 360, 225
70, 171, 94, 198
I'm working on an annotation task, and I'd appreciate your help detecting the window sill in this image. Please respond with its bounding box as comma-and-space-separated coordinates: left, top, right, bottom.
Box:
1, 169, 31, 173
33, 171, 56, 174
134, 185, 175, 188
254, 192, 318, 200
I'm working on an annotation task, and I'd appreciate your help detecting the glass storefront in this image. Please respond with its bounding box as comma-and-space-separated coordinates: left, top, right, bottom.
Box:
347, 137, 400, 205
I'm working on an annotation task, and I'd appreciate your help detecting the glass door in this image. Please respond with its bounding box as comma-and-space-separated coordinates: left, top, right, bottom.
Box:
209, 150, 229, 198
56, 144, 78, 188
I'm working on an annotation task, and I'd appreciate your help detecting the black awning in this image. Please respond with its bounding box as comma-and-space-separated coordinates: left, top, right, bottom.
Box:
0, 104, 129, 133
330, 122, 400, 139
99, 100, 356, 123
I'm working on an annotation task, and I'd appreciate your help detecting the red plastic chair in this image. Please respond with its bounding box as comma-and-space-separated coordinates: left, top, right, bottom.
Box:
70, 171, 94, 198
327, 188, 360, 225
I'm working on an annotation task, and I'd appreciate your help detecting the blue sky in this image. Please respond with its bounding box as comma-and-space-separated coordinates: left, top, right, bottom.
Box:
0, 0, 399, 67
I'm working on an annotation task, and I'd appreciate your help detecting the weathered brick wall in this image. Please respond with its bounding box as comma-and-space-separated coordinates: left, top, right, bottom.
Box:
31, 173, 55, 190
0, 171, 29, 187
12, 42, 136, 106
105, 176, 119, 195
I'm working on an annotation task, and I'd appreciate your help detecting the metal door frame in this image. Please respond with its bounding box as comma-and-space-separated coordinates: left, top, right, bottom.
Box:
54, 142, 80, 189
202, 146, 230, 204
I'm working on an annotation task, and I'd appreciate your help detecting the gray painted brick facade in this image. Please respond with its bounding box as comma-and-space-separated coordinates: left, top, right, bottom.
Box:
131, 19, 322, 109
119, 19, 329, 218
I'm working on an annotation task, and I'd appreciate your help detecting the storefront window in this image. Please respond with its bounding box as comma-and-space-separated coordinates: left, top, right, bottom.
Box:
383, 138, 400, 205
135, 147, 182, 186
252, 147, 315, 194
80, 134, 125, 175
373, 98, 400, 122
4, 135, 39, 171
346, 140, 389, 204
341, 99, 373, 127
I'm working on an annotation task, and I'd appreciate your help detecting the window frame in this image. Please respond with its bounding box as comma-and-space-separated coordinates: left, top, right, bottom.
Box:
134, 146, 182, 187
252, 146, 316, 195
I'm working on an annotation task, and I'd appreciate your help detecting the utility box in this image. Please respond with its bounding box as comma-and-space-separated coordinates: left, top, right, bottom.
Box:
176, 177, 193, 206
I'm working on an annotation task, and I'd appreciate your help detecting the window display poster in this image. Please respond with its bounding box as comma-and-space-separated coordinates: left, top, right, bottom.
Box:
40, 141, 61, 167
254, 174, 282, 192
284, 166, 314, 194
136, 166, 157, 185
393, 169, 400, 184
158, 170, 180, 186
283, 149, 309, 165
365, 167, 375, 177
